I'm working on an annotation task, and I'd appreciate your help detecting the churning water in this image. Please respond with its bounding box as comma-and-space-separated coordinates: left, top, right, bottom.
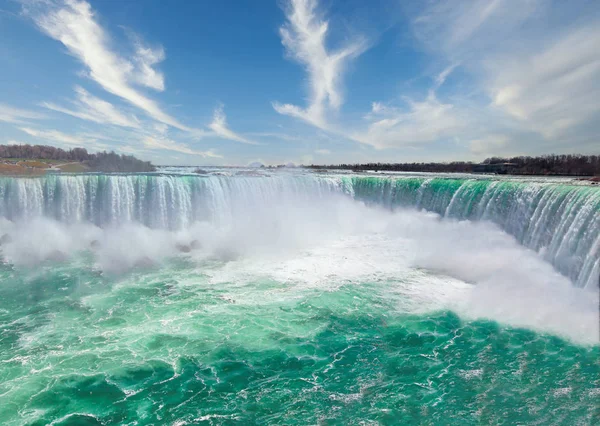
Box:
0, 171, 598, 424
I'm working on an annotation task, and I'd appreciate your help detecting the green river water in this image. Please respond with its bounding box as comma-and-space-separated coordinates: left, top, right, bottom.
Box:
0, 172, 598, 425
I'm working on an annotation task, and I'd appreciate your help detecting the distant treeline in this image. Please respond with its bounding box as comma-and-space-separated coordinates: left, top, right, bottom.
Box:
0, 144, 155, 172
86, 151, 155, 173
306, 154, 600, 176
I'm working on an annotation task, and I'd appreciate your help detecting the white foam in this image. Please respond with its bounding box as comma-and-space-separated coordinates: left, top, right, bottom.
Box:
0, 197, 597, 344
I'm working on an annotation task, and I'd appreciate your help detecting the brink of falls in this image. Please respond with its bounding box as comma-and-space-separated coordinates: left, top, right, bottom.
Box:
0, 173, 597, 288
0, 171, 598, 425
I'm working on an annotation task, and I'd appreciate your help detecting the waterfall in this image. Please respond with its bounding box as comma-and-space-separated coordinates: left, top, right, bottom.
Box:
348, 176, 599, 289
0, 173, 597, 288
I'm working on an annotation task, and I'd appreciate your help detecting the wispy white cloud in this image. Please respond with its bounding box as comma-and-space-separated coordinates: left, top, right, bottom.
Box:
209, 105, 256, 145
142, 135, 222, 158
411, 0, 600, 150
315, 148, 330, 155
432, 63, 459, 92
273, 0, 366, 129
272, 1, 471, 152
352, 64, 470, 149
469, 134, 510, 156
412, 0, 541, 59
31, 0, 187, 130
130, 35, 166, 91
278, 0, 600, 156
62, 118, 221, 158
488, 24, 600, 139
41, 86, 140, 128
19, 126, 90, 145
246, 132, 304, 142
20, 122, 221, 158
354, 96, 466, 149
26, 0, 255, 159
18, 126, 110, 152
152, 122, 169, 135
362, 101, 399, 121
0, 103, 46, 124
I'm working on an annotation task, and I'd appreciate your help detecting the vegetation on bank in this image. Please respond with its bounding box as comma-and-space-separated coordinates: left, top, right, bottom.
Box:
0, 144, 155, 174
306, 154, 600, 176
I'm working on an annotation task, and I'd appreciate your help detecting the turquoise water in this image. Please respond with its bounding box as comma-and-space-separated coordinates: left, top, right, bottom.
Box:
0, 172, 598, 424
1, 259, 598, 425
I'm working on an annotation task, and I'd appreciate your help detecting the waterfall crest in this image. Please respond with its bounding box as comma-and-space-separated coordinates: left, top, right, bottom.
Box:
0, 174, 597, 288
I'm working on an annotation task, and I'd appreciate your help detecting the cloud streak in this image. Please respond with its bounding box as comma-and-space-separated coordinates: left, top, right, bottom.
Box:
276, 0, 600, 157
0, 104, 46, 124
143, 135, 222, 158
273, 0, 366, 129
18, 126, 109, 152
354, 83, 467, 149
273, 0, 470, 152
488, 24, 600, 139
32, 0, 188, 130
42, 86, 140, 128
412, 0, 600, 151
130, 34, 166, 91
25, 0, 254, 158
209, 105, 256, 144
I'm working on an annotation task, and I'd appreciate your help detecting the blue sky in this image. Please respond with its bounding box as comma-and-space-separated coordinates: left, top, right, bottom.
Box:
0, 0, 598, 165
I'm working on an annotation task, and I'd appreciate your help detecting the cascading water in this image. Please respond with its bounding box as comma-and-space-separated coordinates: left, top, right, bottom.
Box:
0, 171, 598, 425
0, 173, 597, 288
348, 176, 600, 289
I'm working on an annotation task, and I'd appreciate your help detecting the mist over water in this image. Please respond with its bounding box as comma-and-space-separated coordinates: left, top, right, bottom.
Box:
1, 172, 597, 286
0, 172, 598, 424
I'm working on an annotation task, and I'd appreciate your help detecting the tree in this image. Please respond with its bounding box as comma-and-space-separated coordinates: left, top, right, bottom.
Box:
0, 144, 156, 172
